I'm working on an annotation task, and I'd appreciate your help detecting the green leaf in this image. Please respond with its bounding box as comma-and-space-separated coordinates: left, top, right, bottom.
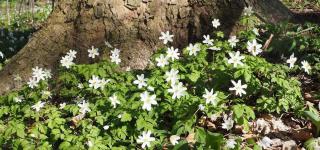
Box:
16, 124, 26, 138
206, 131, 224, 148
243, 70, 252, 82
232, 105, 244, 119
172, 141, 189, 150
120, 112, 132, 122
195, 127, 224, 149
244, 106, 255, 120
304, 111, 320, 126
253, 144, 262, 150
187, 71, 201, 83
195, 127, 206, 144
304, 110, 320, 136
304, 138, 318, 150
51, 129, 60, 135
59, 141, 71, 150
96, 116, 104, 125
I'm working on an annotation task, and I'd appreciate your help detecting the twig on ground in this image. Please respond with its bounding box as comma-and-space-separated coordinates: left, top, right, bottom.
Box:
263, 34, 274, 50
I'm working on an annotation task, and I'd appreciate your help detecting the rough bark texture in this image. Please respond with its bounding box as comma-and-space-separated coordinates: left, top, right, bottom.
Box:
245, 0, 294, 23
246, 0, 320, 24
0, 0, 301, 95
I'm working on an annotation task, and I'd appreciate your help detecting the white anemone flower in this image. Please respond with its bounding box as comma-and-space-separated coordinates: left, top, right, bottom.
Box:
227, 51, 245, 68
170, 135, 180, 145
32, 66, 46, 82
228, 36, 239, 48
27, 77, 39, 89
32, 101, 46, 112
159, 31, 174, 44
168, 82, 187, 99
109, 94, 121, 108
212, 19, 221, 28
88, 46, 99, 58
301, 60, 311, 74
78, 100, 91, 114
225, 139, 237, 149
203, 35, 214, 46
165, 69, 179, 85
186, 43, 201, 56
202, 88, 218, 105
222, 114, 234, 131
89, 75, 101, 89
61, 55, 75, 68
166, 47, 180, 61
137, 131, 156, 149
247, 39, 263, 56
286, 53, 297, 68
155, 54, 169, 68
133, 74, 148, 89
140, 91, 157, 111
243, 6, 254, 16
229, 80, 247, 97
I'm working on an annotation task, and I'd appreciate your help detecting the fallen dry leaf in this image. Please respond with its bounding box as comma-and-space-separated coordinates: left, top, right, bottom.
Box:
291, 129, 313, 142
186, 133, 196, 144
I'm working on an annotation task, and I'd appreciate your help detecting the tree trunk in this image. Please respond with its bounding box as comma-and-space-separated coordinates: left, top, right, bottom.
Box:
0, 0, 304, 95
245, 0, 294, 23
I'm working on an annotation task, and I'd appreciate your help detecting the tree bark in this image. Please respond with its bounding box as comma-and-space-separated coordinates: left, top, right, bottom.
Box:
245, 0, 294, 23
0, 0, 304, 95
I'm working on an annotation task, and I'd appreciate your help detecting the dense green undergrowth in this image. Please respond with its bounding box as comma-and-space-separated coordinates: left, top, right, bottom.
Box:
0, 24, 317, 149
